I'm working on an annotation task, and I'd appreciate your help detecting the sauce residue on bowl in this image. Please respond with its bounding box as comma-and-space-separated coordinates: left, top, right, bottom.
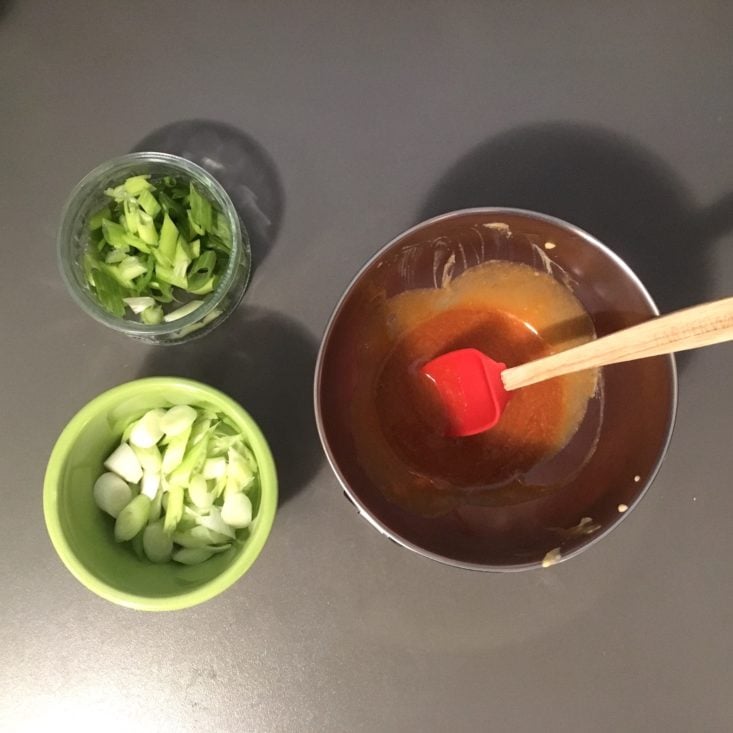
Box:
349, 260, 600, 516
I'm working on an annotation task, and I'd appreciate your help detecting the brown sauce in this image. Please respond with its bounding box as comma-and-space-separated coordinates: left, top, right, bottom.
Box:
350, 260, 599, 516
376, 307, 565, 486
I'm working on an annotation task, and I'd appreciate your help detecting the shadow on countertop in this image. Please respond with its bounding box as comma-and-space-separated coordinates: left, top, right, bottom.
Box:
138, 307, 322, 506
0, 0, 12, 22
133, 120, 284, 270
419, 123, 733, 368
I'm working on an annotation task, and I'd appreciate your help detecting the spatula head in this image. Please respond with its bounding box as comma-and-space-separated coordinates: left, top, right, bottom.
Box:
420, 348, 511, 437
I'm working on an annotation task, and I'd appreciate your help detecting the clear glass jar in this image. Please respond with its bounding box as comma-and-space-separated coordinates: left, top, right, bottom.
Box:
58, 152, 251, 344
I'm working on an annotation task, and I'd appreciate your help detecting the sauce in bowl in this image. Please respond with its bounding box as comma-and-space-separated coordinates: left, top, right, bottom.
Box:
350, 260, 599, 515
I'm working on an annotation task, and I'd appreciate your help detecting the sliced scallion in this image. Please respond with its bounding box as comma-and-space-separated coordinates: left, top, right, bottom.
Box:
93, 404, 259, 565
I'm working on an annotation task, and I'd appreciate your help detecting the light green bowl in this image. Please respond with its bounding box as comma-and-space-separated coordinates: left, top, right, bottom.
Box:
43, 378, 278, 611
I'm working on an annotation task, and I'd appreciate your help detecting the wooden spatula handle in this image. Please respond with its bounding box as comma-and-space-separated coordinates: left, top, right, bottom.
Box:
502, 296, 733, 392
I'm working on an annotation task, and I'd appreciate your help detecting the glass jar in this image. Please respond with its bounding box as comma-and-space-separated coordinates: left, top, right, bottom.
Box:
58, 152, 251, 344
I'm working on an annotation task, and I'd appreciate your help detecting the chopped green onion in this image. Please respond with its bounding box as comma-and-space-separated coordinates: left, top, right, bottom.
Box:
137, 188, 161, 218
115, 256, 148, 285
123, 175, 153, 195
93, 404, 260, 565
163, 300, 204, 322
137, 211, 159, 246
161, 405, 198, 437
105, 249, 128, 265
169, 432, 210, 487
93, 472, 134, 518
149, 485, 164, 523
203, 457, 226, 479
89, 206, 111, 231
131, 443, 162, 473
129, 408, 165, 448
173, 525, 218, 548
188, 474, 213, 510
140, 471, 160, 499
221, 492, 252, 528
226, 447, 255, 494
123, 296, 156, 315
90, 267, 126, 317
164, 483, 184, 534
143, 521, 173, 563
162, 427, 191, 474
196, 505, 235, 539
188, 182, 213, 233
158, 213, 178, 263
172, 547, 214, 565
104, 442, 143, 484
140, 305, 164, 324
102, 219, 129, 249
123, 197, 140, 235
86, 173, 234, 325
114, 494, 151, 541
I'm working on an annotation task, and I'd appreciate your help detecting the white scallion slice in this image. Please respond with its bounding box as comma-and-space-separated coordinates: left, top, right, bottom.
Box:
104, 442, 143, 484
161, 427, 191, 474
140, 471, 160, 499
188, 474, 213, 510
131, 444, 162, 473
213, 474, 227, 499
203, 456, 226, 480
196, 505, 235, 539
172, 547, 214, 565
173, 525, 220, 548
221, 492, 253, 529
226, 447, 254, 495
205, 544, 232, 554
143, 521, 173, 563
148, 486, 164, 523
189, 417, 212, 446
129, 408, 166, 448
123, 296, 156, 315
114, 494, 151, 542
160, 405, 198, 437
94, 403, 261, 565
93, 472, 133, 518
163, 300, 204, 323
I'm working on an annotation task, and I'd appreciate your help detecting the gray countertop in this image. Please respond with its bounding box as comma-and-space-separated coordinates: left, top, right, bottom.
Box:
2, 1, 732, 731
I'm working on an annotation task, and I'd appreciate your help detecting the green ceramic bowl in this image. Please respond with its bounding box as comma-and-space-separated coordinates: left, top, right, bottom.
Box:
43, 378, 278, 611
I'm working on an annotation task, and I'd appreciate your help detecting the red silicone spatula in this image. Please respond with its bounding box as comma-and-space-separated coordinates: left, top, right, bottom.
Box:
421, 296, 733, 437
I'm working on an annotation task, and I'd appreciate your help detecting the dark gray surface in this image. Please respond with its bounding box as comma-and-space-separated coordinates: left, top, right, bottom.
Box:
1, 1, 732, 730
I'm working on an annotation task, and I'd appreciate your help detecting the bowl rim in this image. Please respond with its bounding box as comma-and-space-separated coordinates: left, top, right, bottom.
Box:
313, 207, 678, 571
43, 377, 278, 610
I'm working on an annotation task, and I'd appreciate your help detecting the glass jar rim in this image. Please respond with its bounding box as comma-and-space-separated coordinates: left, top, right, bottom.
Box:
57, 152, 248, 337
